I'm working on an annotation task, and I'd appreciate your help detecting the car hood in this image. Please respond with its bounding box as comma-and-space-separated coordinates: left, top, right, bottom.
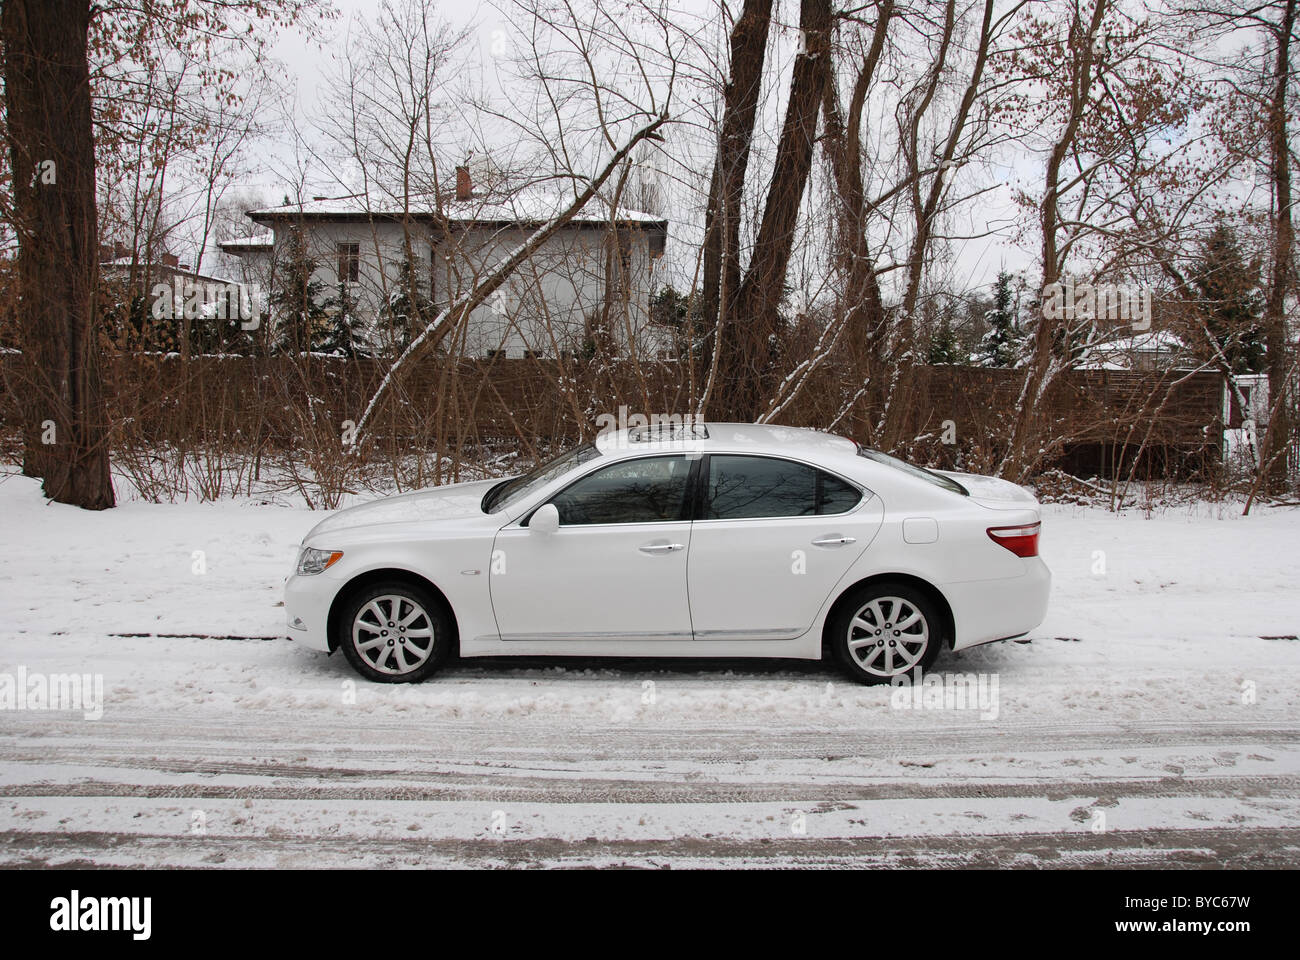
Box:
936, 470, 1040, 510
304, 477, 503, 539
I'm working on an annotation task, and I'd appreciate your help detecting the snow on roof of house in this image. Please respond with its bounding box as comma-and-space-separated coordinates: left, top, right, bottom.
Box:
245, 187, 666, 228
218, 232, 274, 251
1075, 330, 1190, 370
99, 257, 238, 285
1086, 330, 1186, 353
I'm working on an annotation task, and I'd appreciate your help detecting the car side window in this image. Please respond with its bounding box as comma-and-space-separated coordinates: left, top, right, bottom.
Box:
550, 455, 692, 525
706, 455, 861, 520
818, 471, 862, 514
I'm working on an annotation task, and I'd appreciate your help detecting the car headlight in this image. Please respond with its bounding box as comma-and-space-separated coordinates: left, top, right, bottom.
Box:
297, 547, 343, 576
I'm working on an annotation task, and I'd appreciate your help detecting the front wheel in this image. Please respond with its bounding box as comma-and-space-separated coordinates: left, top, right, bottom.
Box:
336, 581, 451, 683
831, 582, 944, 685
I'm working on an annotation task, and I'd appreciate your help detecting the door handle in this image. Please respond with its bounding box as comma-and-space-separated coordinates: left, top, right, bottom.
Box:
812, 535, 856, 547
639, 542, 685, 554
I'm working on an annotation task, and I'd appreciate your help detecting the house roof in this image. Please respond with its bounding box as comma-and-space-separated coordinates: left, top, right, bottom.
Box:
1088, 330, 1186, 354
244, 187, 667, 230
100, 258, 238, 286
1076, 330, 1190, 370
217, 232, 274, 253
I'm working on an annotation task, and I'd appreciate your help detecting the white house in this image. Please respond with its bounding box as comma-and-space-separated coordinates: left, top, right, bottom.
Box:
1074, 330, 1191, 371
218, 167, 670, 359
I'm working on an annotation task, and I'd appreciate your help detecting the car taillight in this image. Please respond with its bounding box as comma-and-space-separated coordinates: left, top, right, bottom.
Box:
987, 521, 1040, 558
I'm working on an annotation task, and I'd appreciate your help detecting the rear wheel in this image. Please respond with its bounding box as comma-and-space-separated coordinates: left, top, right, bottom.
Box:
831, 582, 944, 685
336, 581, 451, 683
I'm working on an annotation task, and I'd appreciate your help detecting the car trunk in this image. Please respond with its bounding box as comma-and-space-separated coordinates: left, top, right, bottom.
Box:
936, 471, 1041, 512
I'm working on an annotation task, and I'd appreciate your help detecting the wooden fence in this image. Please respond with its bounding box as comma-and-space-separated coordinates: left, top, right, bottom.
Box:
0, 353, 1224, 478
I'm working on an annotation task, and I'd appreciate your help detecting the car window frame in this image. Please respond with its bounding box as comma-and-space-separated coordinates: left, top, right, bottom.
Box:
520, 453, 702, 528
483, 442, 603, 515
693, 453, 868, 523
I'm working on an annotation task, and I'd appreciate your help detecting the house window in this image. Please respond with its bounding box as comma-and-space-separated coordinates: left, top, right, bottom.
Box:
337, 243, 360, 284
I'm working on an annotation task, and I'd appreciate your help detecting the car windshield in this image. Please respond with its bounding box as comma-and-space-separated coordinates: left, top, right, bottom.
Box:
482, 443, 602, 514
856, 446, 968, 496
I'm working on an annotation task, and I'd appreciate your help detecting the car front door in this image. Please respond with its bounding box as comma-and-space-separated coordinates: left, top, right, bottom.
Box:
489, 454, 696, 642
687, 454, 883, 641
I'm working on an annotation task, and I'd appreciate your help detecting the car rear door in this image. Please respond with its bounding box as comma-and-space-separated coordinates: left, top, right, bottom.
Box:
686, 454, 883, 641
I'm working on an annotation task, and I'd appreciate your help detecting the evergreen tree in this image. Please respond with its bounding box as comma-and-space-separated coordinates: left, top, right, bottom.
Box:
650, 286, 694, 327
1190, 223, 1265, 373
927, 309, 967, 364
976, 270, 1022, 367
372, 252, 429, 358
650, 285, 705, 358
269, 227, 332, 355
317, 280, 367, 357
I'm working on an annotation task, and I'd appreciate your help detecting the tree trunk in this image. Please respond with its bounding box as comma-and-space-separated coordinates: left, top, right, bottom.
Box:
3, 0, 114, 508
714, 0, 831, 422
819, 2, 893, 441
999, 0, 1108, 481
1263, 0, 1297, 493
699, 0, 773, 393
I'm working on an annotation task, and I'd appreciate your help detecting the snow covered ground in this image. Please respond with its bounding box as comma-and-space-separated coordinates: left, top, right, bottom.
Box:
0, 471, 1298, 867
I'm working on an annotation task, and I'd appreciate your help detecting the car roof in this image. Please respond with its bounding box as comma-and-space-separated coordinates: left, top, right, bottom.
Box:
594, 421, 860, 463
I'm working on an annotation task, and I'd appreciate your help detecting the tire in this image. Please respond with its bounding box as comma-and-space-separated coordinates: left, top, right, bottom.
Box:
831, 582, 944, 685
335, 580, 452, 683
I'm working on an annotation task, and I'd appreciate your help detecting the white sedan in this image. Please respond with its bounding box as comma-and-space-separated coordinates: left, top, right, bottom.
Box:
284, 423, 1050, 684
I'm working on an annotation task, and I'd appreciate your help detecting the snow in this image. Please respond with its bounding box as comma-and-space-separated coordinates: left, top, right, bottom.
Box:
246, 187, 665, 227
1, 471, 1298, 866
216, 233, 274, 251
1075, 330, 1191, 370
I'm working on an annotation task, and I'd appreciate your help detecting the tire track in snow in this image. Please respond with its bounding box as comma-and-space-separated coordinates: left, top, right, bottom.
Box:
1, 710, 1297, 866
3, 827, 1299, 869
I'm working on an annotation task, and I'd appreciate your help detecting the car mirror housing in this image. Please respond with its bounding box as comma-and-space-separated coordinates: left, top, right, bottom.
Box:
529, 503, 560, 534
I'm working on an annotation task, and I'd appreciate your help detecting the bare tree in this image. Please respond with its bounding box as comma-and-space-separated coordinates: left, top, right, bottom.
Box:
704, 0, 832, 422
3, 0, 113, 507
699, 0, 773, 408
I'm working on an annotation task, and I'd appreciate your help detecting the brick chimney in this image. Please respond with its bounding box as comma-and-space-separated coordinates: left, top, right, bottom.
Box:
161, 253, 179, 269
455, 165, 472, 201
114, 241, 130, 260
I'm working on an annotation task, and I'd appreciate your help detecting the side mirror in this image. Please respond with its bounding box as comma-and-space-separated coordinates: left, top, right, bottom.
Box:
529, 503, 560, 534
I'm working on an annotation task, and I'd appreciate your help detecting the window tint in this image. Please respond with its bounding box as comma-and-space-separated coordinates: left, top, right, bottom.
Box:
706, 455, 861, 519
484, 443, 601, 513
819, 471, 862, 514
550, 456, 692, 525
856, 447, 968, 496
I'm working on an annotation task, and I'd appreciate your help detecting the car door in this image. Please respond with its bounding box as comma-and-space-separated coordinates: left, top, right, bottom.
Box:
687, 454, 883, 640
489, 454, 696, 641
